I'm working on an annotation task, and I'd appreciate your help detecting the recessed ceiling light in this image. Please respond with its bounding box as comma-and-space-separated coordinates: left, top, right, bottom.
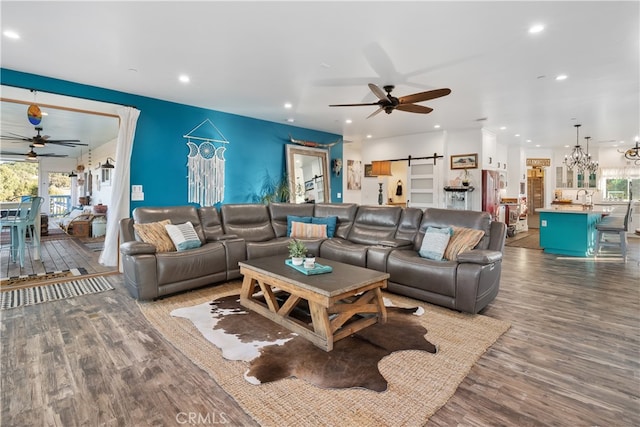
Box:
366, 134, 372, 139
434, 124, 441, 129
345, 119, 352, 124
564, 145, 570, 148
535, 144, 541, 147
3, 30, 20, 39
284, 102, 292, 109
286, 118, 295, 123
555, 74, 568, 81
500, 126, 506, 130
526, 139, 532, 143
178, 74, 190, 83
529, 24, 545, 34
514, 134, 520, 137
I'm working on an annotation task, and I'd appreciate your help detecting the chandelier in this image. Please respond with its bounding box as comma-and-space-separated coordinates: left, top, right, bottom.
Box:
563, 124, 590, 172
583, 136, 598, 173
619, 136, 640, 165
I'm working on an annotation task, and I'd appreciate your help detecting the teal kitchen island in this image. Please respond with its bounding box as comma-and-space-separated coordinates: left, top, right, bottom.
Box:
537, 206, 614, 257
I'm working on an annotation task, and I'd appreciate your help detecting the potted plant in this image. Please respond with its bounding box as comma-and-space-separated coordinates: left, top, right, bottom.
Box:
288, 239, 307, 265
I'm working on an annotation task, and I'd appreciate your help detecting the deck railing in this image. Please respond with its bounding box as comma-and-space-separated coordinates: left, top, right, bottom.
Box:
50, 195, 71, 217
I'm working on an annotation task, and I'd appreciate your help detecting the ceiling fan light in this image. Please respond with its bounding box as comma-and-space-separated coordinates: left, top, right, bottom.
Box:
32, 141, 45, 148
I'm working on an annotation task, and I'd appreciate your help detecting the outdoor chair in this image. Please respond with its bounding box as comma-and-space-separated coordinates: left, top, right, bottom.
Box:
0, 197, 44, 267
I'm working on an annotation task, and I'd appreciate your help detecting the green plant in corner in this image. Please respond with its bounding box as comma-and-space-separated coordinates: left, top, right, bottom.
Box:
288, 239, 307, 258
255, 170, 290, 204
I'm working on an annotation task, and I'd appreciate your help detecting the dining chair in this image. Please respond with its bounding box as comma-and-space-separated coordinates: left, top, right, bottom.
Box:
0, 199, 28, 263
1, 197, 44, 267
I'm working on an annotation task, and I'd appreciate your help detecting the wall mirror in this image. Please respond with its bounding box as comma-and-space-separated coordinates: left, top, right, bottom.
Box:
286, 144, 330, 204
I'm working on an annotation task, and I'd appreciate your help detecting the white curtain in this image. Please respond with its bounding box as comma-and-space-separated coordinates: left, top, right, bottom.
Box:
99, 107, 140, 267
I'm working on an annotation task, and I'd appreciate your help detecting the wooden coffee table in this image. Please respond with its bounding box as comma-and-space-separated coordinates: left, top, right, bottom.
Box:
238, 256, 389, 351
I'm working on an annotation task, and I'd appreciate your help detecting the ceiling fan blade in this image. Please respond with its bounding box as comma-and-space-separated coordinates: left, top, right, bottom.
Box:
329, 102, 379, 107
396, 104, 434, 114
366, 107, 385, 119
39, 153, 68, 157
368, 83, 390, 102
46, 142, 88, 147
0, 151, 28, 156
399, 88, 451, 105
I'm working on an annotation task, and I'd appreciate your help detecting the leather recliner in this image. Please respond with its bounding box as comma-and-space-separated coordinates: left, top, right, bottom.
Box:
386, 208, 506, 314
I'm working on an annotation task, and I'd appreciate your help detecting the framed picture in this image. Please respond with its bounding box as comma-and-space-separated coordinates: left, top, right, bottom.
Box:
347, 160, 362, 190
450, 153, 478, 170
364, 164, 374, 177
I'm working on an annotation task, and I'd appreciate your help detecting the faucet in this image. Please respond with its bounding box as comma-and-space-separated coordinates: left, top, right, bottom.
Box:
576, 189, 593, 208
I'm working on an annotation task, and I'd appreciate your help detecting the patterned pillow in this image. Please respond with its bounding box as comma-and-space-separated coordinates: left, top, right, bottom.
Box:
133, 219, 176, 252
444, 226, 485, 261
287, 215, 313, 236
165, 221, 202, 251
418, 226, 453, 261
290, 221, 328, 239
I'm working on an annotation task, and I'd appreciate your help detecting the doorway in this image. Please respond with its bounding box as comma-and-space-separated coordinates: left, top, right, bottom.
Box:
527, 167, 544, 229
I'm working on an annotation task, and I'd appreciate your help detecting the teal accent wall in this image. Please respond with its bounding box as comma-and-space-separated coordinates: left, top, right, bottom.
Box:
1, 68, 343, 210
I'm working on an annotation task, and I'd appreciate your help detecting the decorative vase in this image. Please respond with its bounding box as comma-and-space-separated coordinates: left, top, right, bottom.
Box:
291, 257, 304, 266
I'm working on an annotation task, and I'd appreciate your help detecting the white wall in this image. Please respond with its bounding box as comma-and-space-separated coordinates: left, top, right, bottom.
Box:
354, 131, 447, 206
342, 141, 362, 204
89, 138, 117, 207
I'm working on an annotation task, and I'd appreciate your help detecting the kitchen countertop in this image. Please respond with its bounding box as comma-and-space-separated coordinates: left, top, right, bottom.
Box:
536, 205, 618, 214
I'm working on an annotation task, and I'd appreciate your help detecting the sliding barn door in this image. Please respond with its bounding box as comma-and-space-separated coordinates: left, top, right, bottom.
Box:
406, 159, 441, 209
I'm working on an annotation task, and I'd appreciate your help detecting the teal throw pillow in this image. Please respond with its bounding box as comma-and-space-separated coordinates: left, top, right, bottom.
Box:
287, 215, 313, 236
312, 216, 338, 238
165, 221, 202, 251
419, 226, 453, 261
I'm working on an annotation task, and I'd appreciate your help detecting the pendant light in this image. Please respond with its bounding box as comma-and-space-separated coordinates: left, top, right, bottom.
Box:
563, 124, 589, 172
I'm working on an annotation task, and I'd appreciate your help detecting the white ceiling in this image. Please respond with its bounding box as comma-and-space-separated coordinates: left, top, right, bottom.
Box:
0, 86, 120, 160
1, 1, 638, 156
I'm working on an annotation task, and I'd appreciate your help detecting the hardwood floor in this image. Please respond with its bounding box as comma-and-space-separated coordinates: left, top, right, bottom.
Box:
1, 237, 638, 426
1, 227, 115, 278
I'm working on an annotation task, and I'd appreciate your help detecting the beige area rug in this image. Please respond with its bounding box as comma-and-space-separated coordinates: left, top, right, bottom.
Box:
138, 282, 510, 426
505, 230, 542, 249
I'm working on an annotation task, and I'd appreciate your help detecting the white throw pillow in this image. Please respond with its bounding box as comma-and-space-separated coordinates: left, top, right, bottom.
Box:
165, 221, 202, 252
419, 226, 453, 261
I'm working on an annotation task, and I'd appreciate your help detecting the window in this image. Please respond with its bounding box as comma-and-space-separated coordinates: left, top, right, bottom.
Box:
101, 168, 112, 185
600, 168, 640, 201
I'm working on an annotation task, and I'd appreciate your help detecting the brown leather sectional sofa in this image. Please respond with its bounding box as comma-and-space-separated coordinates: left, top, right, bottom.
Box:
119, 203, 507, 313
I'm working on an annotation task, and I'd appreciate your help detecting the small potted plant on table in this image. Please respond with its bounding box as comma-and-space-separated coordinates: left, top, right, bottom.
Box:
288, 239, 307, 266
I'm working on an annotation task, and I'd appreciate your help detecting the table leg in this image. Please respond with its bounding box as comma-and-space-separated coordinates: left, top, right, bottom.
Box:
308, 301, 332, 351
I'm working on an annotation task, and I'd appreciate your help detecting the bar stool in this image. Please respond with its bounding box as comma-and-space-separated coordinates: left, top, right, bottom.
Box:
1, 197, 43, 267
595, 202, 632, 259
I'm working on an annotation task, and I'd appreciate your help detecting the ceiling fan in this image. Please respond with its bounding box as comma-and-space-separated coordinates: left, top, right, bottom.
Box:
0, 126, 87, 147
329, 83, 451, 118
1, 145, 68, 161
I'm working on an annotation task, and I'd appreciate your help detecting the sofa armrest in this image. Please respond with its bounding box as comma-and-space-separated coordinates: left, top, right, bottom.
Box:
378, 238, 413, 248
120, 241, 157, 256
456, 249, 502, 265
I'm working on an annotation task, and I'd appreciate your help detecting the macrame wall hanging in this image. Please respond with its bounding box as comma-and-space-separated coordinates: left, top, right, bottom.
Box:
183, 119, 229, 206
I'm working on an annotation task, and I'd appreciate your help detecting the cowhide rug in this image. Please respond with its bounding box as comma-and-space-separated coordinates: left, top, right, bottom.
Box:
171, 294, 437, 392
